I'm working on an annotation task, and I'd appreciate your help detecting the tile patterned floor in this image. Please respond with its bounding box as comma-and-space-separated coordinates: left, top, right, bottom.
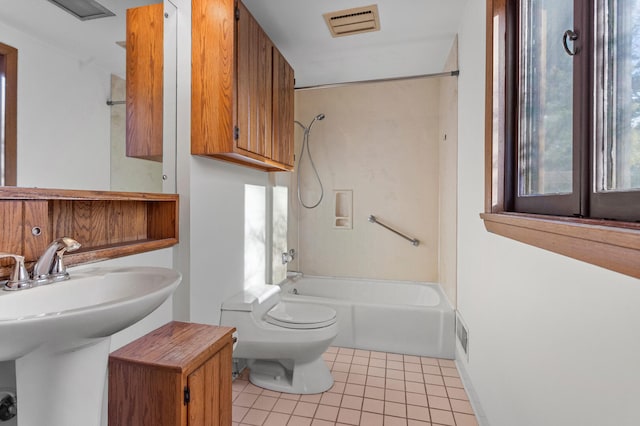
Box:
232, 346, 479, 426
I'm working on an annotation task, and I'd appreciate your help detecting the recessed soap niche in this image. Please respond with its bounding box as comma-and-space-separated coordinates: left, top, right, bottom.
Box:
333, 190, 353, 229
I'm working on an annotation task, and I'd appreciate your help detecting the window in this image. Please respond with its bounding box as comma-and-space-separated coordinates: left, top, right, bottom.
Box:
243, 184, 290, 287
484, 0, 640, 280
244, 184, 266, 288
503, 0, 640, 221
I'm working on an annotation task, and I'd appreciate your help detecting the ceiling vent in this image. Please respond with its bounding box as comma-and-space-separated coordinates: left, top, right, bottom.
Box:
323, 4, 380, 38
46, 0, 115, 21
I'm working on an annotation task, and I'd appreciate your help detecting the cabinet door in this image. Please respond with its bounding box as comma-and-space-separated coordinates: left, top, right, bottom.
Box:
187, 344, 232, 426
271, 47, 295, 168
126, 3, 163, 162
236, 3, 272, 159
191, 0, 235, 155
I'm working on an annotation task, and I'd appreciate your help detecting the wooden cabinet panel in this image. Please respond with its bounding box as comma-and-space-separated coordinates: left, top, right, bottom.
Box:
191, 0, 235, 155
109, 322, 235, 426
271, 47, 295, 168
0, 201, 22, 268
126, 3, 164, 162
108, 359, 184, 426
192, 0, 294, 172
23, 201, 53, 262
236, 3, 272, 159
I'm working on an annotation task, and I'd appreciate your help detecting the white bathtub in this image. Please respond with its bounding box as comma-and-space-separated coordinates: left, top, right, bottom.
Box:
280, 275, 455, 359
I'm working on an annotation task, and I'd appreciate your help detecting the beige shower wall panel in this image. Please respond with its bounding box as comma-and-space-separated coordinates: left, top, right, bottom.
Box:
439, 38, 459, 307
292, 78, 440, 282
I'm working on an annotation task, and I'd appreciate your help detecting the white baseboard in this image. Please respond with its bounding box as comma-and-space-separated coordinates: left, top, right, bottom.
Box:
455, 344, 491, 426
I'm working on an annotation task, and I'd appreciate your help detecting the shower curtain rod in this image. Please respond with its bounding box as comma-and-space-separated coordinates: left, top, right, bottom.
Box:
295, 70, 459, 91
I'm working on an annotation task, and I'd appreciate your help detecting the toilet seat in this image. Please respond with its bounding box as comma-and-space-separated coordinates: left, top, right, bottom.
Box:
266, 302, 336, 329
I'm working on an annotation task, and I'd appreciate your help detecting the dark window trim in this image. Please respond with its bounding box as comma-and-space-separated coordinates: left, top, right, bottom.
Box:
484, 0, 640, 280
0, 42, 17, 186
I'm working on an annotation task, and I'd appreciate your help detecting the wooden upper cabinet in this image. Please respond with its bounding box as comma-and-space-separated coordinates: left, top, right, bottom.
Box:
272, 47, 295, 168
126, 3, 164, 162
191, 0, 294, 172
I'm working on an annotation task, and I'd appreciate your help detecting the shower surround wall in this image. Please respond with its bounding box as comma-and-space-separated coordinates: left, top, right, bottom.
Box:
438, 39, 459, 306
291, 78, 442, 284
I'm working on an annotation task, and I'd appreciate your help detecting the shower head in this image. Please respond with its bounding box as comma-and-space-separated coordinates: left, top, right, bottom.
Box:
308, 113, 325, 130
296, 113, 325, 132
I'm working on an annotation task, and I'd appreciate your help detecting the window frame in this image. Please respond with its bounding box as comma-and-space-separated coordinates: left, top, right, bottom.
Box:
0, 42, 17, 186
483, 0, 640, 280
508, 0, 588, 218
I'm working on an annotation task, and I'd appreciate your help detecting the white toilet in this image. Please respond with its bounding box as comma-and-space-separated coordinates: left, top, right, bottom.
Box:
220, 283, 338, 394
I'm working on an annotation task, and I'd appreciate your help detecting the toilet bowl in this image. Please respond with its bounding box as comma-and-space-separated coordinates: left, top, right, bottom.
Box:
220, 284, 338, 394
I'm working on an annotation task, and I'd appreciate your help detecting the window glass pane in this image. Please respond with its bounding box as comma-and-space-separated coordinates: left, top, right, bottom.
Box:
596, 0, 640, 191
244, 184, 266, 288
518, 0, 574, 195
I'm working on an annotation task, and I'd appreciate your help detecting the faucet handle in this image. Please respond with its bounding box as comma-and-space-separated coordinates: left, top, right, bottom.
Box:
0, 253, 32, 290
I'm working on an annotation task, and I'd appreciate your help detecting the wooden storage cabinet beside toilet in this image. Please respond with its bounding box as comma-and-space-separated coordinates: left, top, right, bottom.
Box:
108, 321, 235, 426
191, 0, 295, 171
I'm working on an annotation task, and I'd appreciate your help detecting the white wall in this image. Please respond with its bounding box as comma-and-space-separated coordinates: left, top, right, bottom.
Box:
456, 2, 640, 426
292, 79, 441, 282
0, 19, 111, 190
188, 157, 271, 326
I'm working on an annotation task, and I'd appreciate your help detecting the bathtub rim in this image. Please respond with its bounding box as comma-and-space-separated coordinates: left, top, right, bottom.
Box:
280, 274, 454, 312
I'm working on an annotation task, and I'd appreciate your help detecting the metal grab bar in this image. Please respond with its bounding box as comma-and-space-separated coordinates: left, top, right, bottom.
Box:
368, 215, 420, 247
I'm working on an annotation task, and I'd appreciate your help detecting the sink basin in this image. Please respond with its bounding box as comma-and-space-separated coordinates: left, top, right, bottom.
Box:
0, 266, 181, 361
0, 266, 181, 426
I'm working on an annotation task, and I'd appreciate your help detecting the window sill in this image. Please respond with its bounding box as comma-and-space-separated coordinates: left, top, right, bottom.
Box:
480, 212, 640, 279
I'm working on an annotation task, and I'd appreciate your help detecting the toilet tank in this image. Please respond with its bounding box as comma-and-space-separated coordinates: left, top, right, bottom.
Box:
221, 284, 281, 318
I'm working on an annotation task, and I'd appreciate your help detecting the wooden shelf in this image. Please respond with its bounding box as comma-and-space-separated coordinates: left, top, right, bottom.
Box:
0, 187, 178, 279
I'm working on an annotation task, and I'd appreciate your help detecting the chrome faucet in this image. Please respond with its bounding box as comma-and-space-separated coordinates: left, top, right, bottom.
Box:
1, 237, 81, 291
32, 237, 81, 283
282, 248, 296, 265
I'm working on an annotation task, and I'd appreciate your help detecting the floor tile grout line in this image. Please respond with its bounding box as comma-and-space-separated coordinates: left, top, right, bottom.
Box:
232, 346, 479, 426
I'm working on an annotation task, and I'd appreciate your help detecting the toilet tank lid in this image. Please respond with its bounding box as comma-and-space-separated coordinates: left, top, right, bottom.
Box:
221, 284, 280, 312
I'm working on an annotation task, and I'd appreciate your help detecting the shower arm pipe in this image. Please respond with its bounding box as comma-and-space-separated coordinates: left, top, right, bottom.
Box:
368, 215, 420, 247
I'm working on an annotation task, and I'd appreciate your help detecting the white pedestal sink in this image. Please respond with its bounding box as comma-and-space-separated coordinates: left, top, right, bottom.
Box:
0, 266, 182, 426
